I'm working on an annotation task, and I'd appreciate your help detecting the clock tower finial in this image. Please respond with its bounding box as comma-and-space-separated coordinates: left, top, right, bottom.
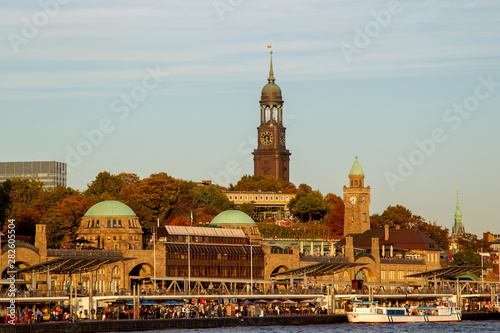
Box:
253, 48, 291, 181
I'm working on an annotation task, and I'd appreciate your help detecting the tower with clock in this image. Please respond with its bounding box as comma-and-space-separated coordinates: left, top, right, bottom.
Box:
343, 157, 371, 236
252, 51, 291, 181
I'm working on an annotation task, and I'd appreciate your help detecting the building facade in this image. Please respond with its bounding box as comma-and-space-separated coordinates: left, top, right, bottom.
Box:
223, 191, 296, 220
252, 51, 291, 181
0, 161, 67, 189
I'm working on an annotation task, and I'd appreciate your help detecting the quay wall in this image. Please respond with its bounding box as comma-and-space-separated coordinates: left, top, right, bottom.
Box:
1, 312, 499, 333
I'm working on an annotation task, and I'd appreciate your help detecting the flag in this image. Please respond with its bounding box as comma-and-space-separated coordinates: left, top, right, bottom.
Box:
267, 44, 272, 48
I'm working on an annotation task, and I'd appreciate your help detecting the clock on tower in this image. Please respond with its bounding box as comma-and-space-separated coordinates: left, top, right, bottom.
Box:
252, 50, 291, 181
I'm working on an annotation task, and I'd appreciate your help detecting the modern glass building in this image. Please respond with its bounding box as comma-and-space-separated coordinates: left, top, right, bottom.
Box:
0, 161, 67, 189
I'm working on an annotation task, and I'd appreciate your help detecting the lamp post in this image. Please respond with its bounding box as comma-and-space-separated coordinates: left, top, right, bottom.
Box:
250, 243, 253, 295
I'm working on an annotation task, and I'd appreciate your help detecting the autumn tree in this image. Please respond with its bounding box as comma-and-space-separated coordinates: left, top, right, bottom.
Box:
457, 233, 491, 252
192, 185, 235, 212
42, 196, 98, 246
0, 180, 12, 231
234, 175, 297, 193
324, 193, 344, 237
85, 171, 124, 199
413, 220, 450, 251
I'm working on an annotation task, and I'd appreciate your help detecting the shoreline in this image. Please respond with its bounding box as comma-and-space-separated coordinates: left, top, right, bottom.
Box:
1, 313, 499, 333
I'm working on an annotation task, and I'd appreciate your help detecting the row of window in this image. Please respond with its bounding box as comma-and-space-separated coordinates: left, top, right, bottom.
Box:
381, 270, 421, 281
165, 235, 248, 245
166, 265, 264, 279
229, 195, 290, 202
86, 219, 140, 228
167, 252, 263, 261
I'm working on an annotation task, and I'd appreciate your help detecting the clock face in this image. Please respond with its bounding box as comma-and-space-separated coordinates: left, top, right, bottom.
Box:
280, 132, 286, 147
349, 195, 357, 205
362, 196, 366, 204
260, 131, 273, 145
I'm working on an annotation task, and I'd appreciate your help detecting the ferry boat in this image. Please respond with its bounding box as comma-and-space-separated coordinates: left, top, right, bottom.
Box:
347, 300, 462, 323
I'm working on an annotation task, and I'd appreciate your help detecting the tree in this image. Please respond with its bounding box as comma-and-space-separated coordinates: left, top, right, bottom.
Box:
240, 202, 256, 217
289, 190, 328, 221
413, 220, 450, 251
234, 175, 297, 193
192, 185, 235, 212
297, 183, 312, 194
85, 171, 124, 199
457, 233, 491, 252
42, 196, 98, 246
452, 249, 481, 266
376, 205, 414, 228
0, 180, 12, 231
324, 193, 344, 237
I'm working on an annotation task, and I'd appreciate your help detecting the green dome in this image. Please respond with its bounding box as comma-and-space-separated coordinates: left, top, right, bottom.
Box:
84, 200, 137, 218
349, 156, 364, 176
210, 210, 256, 226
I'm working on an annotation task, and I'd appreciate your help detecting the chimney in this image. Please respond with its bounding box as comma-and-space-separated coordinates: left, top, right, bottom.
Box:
384, 224, 389, 241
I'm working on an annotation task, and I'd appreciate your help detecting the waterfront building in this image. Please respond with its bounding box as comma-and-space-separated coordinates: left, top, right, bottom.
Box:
223, 191, 296, 220
252, 51, 291, 181
0, 161, 67, 189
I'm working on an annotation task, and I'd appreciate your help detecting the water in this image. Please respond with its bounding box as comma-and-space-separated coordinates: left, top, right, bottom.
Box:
122, 321, 500, 333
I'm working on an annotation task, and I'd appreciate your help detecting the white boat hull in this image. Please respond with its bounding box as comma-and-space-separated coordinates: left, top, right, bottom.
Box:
347, 313, 461, 323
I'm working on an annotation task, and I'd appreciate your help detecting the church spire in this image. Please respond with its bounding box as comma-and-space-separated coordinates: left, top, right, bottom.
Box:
452, 188, 464, 236
268, 50, 275, 83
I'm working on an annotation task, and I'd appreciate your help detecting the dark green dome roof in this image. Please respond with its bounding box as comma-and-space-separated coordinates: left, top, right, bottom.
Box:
84, 200, 137, 218
210, 210, 256, 226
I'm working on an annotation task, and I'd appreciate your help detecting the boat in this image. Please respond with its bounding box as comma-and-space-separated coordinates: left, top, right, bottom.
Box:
347, 300, 462, 323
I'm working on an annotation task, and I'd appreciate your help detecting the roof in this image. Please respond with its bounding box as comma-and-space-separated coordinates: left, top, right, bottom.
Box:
164, 243, 264, 255
271, 262, 366, 277
84, 200, 137, 218
338, 228, 442, 251
260, 53, 283, 105
349, 156, 364, 176
210, 210, 256, 226
164, 225, 247, 238
16, 251, 133, 274
405, 266, 482, 279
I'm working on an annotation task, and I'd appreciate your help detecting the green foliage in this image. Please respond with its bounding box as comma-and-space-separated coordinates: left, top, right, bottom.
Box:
452, 249, 481, 266
84, 171, 124, 199
413, 220, 450, 251
234, 175, 297, 193
259, 222, 333, 240
376, 205, 414, 228
289, 190, 328, 221
240, 201, 256, 217
192, 185, 235, 212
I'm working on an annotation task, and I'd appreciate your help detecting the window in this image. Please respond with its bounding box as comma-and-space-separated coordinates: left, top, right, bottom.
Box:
113, 220, 117, 227
128, 220, 131, 227
245, 196, 248, 200
354, 180, 358, 186
280, 196, 284, 201
275, 196, 278, 200
239, 196, 243, 200
381, 270, 386, 280
389, 270, 395, 280
265, 196, 268, 201
229, 196, 233, 200
96, 220, 100, 227
113, 236, 116, 240
398, 271, 404, 280
363, 213, 367, 222
118, 220, 122, 227
91, 220, 94, 228
107, 220, 111, 228
286, 196, 289, 201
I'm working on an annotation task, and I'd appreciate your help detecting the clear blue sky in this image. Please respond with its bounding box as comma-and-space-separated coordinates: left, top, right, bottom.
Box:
1, 1, 499, 236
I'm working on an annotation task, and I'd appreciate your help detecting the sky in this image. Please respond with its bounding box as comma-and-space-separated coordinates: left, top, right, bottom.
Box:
1, 0, 499, 237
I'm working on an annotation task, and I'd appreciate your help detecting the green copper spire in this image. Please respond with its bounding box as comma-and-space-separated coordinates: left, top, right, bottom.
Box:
452, 188, 464, 236
268, 51, 275, 83
349, 156, 365, 176
454, 189, 462, 220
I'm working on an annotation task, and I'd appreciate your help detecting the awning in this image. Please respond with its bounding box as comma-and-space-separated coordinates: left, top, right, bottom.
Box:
271, 262, 365, 277
405, 266, 483, 279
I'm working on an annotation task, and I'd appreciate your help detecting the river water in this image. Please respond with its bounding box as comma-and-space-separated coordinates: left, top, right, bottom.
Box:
125, 321, 499, 333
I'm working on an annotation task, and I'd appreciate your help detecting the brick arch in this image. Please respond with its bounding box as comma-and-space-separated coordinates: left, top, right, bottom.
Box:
1, 247, 40, 278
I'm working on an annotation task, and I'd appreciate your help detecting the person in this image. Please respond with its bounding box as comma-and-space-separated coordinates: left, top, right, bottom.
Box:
36, 308, 43, 323
20, 309, 25, 323
91, 308, 95, 320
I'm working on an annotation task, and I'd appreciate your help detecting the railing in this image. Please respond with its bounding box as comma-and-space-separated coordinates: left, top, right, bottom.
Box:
47, 249, 123, 257
380, 258, 425, 265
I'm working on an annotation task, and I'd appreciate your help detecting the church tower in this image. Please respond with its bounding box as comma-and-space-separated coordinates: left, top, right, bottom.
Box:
452, 189, 465, 237
253, 51, 291, 181
343, 157, 371, 236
